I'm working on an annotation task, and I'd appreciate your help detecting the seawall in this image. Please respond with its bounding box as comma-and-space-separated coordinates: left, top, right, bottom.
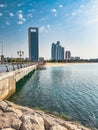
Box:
0, 65, 37, 101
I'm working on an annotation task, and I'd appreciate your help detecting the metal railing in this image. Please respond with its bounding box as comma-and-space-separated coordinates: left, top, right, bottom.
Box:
0, 62, 37, 73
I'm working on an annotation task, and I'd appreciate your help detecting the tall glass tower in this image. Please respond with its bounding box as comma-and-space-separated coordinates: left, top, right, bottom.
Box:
28, 27, 39, 61
51, 41, 64, 61
51, 43, 56, 60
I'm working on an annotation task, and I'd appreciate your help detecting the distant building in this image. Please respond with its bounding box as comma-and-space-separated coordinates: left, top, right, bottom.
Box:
61, 47, 64, 60
39, 57, 44, 62
70, 57, 75, 60
65, 51, 71, 60
0, 55, 4, 63
28, 27, 39, 61
51, 43, 56, 60
56, 41, 60, 60
74, 57, 80, 60
51, 41, 64, 61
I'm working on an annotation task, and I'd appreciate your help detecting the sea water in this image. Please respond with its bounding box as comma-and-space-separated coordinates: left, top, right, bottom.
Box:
9, 63, 98, 129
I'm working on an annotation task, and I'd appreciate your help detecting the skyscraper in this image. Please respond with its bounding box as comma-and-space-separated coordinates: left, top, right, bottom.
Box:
56, 41, 60, 60
61, 47, 64, 60
28, 27, 39, 61
65, 51, 71, 60
51, 43, 56, 60
51, 41, 64, 61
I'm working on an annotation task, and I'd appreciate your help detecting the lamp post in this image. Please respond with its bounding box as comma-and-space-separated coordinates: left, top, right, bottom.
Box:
0, 41, 4, 64
17, 50, 24, 68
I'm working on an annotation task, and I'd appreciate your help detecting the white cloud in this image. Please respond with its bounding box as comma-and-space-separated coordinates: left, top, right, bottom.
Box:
40, 26, 48, 33
51, 9, 57, 13
17, 3, 23, 7
0, 13, 2, 16
72, 12, 76, 16
27, 13, 32, 18
59, 5, 63, 8
50, 9, 57, 16
6, 21, 10, 25
0, 4, 6, 7
47, 25, 51, 31
17, 10, 26, 24
40, 25, 52, 33
18, 13, 26, 22
72, 9, 82, 16
28, 9, 35, 12
80, 5, 84, 8
92, 5, 96, 8
9, 12, 14, 17
18, 10, 23, 13
77, 10, 81, 13
17, 21, 23, 24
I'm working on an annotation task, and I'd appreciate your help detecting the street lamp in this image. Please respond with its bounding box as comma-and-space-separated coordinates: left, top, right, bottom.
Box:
0, 41, 4, 64
17, 50, 24, 68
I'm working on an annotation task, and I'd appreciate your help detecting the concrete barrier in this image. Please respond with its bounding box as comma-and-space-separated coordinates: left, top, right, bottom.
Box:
0, 65, 37, 100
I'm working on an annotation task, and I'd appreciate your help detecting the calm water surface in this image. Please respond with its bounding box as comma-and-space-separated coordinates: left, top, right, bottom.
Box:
9, 63, 98, 129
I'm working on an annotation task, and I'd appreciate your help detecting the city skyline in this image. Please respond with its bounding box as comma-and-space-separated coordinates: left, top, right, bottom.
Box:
0, 0, 98, 59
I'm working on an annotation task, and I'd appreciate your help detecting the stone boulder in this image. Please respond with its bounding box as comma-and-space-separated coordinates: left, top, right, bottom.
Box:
0, 100, 92, 130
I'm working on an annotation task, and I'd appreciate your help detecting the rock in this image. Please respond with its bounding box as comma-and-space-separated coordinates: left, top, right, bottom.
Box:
20, 123, 32, 130
63, 122, 78, 130
20, 113, 45, 130
0, 100, 92, 130
0, 101, 8, 112
1, 128, 15, 130
7, 107, 23, 117
5, 100, 15, 107
50, 125, 68, 130
0, 112, 22, 129
0, 109, 3, 115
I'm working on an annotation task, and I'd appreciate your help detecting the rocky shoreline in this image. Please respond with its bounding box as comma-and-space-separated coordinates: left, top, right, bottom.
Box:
0, 100, 92, 130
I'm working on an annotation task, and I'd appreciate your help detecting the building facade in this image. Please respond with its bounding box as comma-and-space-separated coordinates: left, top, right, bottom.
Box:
65, 51, 71, 60
51, 43, 56, 60
28, 27, 39, 61
62, 47, 64, 60
51, 41, 64, 61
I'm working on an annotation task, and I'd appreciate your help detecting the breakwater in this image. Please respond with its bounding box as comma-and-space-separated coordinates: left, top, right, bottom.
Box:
0, 65, 37, 100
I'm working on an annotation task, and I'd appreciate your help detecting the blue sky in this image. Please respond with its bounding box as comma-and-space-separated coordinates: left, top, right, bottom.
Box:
0, 0, 98, 59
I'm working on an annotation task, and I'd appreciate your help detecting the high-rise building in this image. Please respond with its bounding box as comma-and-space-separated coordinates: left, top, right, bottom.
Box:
65, 51, 71, 60
28, 27, 39, 61
51, 43, 56, 60
51, 41, 64, 61
56, 41, 60, 60
61, 47, 64, 60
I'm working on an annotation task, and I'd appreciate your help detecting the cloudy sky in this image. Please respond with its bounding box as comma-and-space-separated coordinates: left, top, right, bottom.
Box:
0, 0, 98, 59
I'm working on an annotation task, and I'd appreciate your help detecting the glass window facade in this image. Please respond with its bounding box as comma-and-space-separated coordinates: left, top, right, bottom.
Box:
28, 27, 39, 61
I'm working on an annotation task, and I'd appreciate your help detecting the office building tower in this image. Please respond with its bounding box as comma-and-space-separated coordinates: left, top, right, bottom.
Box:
56, 41, 60, 60
51, 41, 64, 61
65, 51, 71, 60
51, 43, 56, 60
28, 27, 39, 61
61, 47, 64, 60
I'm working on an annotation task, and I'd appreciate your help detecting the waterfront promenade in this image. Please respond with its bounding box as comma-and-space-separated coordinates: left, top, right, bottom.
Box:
0, 63, 37, 100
